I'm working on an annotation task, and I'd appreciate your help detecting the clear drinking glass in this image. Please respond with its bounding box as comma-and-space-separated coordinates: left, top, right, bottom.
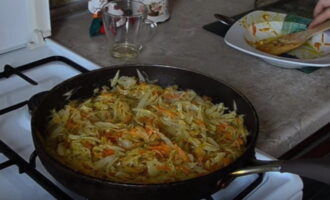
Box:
102, 0, 157, 59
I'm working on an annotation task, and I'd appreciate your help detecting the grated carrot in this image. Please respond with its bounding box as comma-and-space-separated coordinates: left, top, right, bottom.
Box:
102, 149, 114, 157
128, 128, 139, 136
157, 106, 177, 118
179, 166, 190, 174
104, 133, 119, 143
195, 119, 205, 126
163, 93, 180, 100
252, 23, 257, 36
222, 157, 231, 166
149, 143, 171, 155
145, 126, 155, 135
175, 145, 189, 162
140, 117, 154, 126
216, 123, 228, 134
157, 164, 171, 171
65, 119, 78, 129
80, 112, 88, 119
224, 132, 233, 140
238, 138, 244, 145
100, 92, 113, 97
81, 141, 94, 149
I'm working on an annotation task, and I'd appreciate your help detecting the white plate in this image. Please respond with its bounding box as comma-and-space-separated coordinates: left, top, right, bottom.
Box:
224, 10, 330, 68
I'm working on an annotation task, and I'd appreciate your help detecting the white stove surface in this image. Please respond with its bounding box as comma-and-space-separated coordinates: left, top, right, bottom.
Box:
0, 40, 303, 200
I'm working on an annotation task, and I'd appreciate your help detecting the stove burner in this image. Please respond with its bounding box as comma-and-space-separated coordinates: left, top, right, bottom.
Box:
0, 56, 89, 200
28, 91, 49, 114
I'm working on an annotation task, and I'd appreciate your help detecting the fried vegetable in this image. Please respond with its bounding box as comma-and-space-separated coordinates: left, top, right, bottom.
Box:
46, 72, 249, 184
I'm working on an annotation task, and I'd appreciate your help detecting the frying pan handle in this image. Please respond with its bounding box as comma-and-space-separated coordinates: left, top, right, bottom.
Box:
280, 158, 330, 184
231, 157, 330, 185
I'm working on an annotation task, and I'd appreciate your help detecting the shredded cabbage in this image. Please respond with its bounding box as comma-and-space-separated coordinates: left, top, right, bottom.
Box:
45, 72, 249, 184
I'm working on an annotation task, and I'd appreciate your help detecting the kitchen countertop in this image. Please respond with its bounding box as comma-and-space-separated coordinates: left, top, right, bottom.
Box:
51, 0, 330, 158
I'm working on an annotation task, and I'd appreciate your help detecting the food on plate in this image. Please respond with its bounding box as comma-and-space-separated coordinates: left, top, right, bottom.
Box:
252, 35, 305, 55
45, 71, 249, 184
252, 21, 330, 56
241, 11, 329, 58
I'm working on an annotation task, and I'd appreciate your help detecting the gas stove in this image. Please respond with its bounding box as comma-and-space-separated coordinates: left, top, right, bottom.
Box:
0, 39, 304, 200
0, 0, 303, 199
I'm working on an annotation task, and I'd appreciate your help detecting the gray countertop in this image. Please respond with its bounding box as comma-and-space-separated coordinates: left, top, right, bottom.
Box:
51, 0, 330, 158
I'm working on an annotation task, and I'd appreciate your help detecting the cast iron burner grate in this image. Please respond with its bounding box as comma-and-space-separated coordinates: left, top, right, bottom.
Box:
0, 56, 89, 200
0, 56, 263, 200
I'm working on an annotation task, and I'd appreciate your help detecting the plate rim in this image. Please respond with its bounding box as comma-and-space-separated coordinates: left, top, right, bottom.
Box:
224, 10, 330, 68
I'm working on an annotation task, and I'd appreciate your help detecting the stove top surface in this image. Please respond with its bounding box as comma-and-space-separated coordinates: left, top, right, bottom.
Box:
0, 41, 303, 200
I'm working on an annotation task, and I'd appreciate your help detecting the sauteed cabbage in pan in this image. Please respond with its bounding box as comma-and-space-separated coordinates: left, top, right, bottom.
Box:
45, 72, 249, 184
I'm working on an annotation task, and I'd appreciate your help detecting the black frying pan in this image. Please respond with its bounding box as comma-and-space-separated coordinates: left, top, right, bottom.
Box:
31, 64, 330, 200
